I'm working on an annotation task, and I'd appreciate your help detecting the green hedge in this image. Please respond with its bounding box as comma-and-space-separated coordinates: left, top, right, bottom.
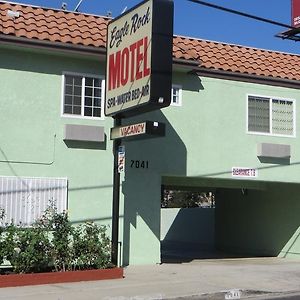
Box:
0, 207, 111, 274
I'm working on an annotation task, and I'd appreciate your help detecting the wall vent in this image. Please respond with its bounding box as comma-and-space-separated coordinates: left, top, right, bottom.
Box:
64, 124, 105, 142
257, 143, 291, 158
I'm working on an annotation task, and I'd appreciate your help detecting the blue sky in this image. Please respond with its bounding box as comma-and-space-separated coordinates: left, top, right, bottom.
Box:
9, 0, 300, 54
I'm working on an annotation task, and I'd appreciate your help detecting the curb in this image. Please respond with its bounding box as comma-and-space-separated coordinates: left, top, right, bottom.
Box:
166, 290, 300, 300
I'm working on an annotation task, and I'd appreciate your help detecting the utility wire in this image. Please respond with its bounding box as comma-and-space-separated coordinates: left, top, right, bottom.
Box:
187, 0, 296, 30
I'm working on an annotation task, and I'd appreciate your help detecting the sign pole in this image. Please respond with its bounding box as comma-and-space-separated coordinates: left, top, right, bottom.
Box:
106, 0, 174, 266
111, 116, 121, 266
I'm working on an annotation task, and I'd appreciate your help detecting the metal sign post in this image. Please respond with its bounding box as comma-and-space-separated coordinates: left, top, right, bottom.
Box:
111, 117, 121, 266
106, 0, 174, 267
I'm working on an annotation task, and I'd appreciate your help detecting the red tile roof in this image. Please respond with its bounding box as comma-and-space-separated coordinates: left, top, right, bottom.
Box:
0, 1, 109, 47
1, 1, 300, 83
173, 36, 300, 81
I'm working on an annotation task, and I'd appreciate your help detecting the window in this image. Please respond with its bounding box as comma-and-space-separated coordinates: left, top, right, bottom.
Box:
247, 95, 295, 136
62, 73, 104, 119
0, 176, 67, 227
171, 85, 182, 106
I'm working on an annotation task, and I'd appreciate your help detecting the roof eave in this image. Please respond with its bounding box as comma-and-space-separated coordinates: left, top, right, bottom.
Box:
193, 67, 300, 89
0, 35, 203, 69
1, 34, 299, 88
172, 58, 201, 72
0, 34, 106, 58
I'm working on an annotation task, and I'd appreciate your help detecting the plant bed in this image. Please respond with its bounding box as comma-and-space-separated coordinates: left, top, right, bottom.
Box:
0, 267, 124, 288
0, 206, 120, 288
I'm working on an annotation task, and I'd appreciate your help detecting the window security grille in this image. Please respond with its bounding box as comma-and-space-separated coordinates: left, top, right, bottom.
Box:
248, 96, 294, 136
272, 99, 294, 136
248, 96, 270, 133
0, 176, 67, 227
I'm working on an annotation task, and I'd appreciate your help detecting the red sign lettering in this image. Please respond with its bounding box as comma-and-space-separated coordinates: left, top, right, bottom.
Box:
120, 123, 146, 137
108, 37, 151, 91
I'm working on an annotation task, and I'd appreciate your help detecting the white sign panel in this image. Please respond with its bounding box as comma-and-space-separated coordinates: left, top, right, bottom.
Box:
110, 121, 165, 140
105, 0, 173, 117
232, 167, 258, 178
106, 0, 152, 116
113, 122, 146, 139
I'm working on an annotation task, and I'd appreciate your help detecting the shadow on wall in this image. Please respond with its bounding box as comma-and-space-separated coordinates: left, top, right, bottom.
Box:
121, 110, 188, 266
160, 179, 300, 263
216, 183, 300, 258
120, 74, 204, 265
182, 72, 205, 92
161, 207, 216, 263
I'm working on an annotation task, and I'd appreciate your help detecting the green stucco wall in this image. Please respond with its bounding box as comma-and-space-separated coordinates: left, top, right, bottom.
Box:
126, 73, 300, 262
1, 44, 300, 265
164, 74, 300, 182
0, 46, 113, 229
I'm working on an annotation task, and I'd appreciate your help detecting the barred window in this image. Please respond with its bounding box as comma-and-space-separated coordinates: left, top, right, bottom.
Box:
248, 95, 295, 136
63, 73, 104, 119
0, 176, 67, 227
272, 99, 294, 136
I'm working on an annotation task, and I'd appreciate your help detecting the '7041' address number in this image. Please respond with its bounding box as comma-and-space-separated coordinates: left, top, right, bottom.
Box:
130, 160, 149, 169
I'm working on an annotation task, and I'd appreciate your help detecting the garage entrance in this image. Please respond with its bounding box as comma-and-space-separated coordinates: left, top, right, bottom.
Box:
161, 176, 300, 262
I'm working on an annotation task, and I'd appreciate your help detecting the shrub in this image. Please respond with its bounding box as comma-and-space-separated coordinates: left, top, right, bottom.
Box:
73, 222, 111, 270
4, 224, 52, 273
47, 210, 74, 272
0, 207, 111, 274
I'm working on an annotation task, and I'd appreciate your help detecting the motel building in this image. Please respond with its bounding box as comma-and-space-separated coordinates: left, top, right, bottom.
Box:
0, 1, 300, 266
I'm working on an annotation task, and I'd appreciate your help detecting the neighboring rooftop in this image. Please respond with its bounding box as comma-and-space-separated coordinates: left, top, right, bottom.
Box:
0, 1, 300, 82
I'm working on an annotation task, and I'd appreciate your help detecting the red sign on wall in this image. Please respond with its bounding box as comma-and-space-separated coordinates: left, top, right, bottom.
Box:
292, 0, 300, 27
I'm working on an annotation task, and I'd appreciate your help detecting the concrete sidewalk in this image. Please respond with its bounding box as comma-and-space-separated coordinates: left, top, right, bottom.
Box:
1, 257, 300, 300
